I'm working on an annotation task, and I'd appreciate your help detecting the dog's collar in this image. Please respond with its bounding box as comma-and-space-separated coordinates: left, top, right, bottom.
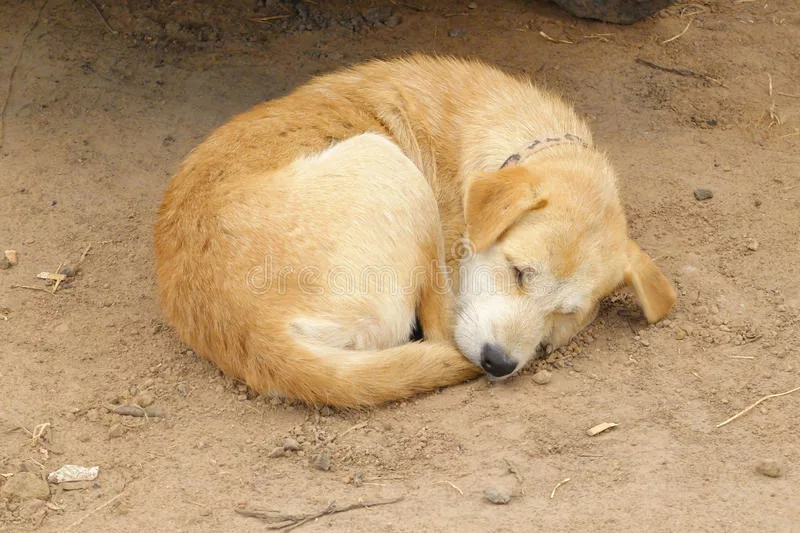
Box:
500, 133, 588, 169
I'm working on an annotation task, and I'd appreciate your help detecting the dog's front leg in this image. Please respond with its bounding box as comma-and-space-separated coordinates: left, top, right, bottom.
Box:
415, 244, 455, 344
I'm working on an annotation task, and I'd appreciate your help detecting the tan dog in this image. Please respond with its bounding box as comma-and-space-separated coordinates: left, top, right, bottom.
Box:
154, 55, 675, 406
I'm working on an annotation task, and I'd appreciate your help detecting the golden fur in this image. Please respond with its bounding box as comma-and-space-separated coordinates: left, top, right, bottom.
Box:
154, 55, 676, 406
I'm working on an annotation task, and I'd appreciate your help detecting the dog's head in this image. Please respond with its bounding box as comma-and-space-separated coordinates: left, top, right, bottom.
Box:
454, 153, 675, 378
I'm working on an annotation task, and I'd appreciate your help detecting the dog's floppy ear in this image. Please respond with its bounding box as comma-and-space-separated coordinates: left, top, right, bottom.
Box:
624, 240, 676, 323
464, 166, 547, 252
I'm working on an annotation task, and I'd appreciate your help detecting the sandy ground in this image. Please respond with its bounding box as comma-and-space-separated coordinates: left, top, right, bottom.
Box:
1, 0, 799, 531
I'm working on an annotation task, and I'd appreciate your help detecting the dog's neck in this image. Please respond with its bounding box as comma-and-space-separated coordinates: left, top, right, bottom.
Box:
499, 133, 588, 170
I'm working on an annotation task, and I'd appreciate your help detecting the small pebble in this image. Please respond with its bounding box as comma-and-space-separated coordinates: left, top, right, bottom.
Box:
134, 392, 154, 407
311, 451, 331, 471
756, 459, 782, 478
531, 370, 552, 385
675, 329, 687, 340
283, 438, 301, 452
693, 188, 713, 201
268, 446, 285, 458
449, 28, 468, 38
483, 488, 511, 504
746, 239, 759, 251
3, 249, 16, 265
468, 2, 478, 8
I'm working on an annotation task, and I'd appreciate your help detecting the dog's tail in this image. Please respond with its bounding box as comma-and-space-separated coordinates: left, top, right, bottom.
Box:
242, 338, 482, 407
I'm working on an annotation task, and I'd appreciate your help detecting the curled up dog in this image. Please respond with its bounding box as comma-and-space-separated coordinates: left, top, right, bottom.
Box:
154, 56, 676, 407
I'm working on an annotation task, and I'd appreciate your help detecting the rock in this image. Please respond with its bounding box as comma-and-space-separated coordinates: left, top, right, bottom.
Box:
268, 446, 285, 458
550, 0, 675, 24
468, 2, 478, 8
108, 424, 126, 438
311, 451, 331, 471
3, 250, 16, 266
756, 459, 782, 478
448, 28, 468, 38
694, 188, 713, 201
0, 472, 50, 501
483, 488, 511, 504
134, 392, 154, 407
746, 239, 759, 251
283, 438, 301, 452
675, 329, 687, 340
531, 370, 552, 385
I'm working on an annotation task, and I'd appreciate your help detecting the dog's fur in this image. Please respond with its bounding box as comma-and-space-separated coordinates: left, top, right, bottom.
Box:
154, 56, 676, 406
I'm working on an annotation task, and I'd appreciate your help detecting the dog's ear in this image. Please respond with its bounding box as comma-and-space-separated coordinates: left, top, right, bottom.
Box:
624, 240, 676, 323
464, 166, 547, 252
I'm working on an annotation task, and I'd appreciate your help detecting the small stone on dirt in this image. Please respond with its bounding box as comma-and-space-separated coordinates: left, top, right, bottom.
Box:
532, 370, 552, 385
311, 451, 331, 471
756, 459, 782, 478
483, 488, 511, 504
0, 472, 50, 501
693, 188, 713, 201
134, 392, 155, 407
468, 2, 478, 8
449, 28, 468, 38
268, 446, 285, 458
283, 437, 301, 451
746, 239, 759, 251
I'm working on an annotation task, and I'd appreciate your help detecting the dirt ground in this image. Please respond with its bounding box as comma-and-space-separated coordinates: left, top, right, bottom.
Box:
1, 0, 799, 531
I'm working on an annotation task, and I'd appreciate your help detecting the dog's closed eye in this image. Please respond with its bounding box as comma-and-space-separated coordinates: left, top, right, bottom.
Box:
512, 265, 538, 287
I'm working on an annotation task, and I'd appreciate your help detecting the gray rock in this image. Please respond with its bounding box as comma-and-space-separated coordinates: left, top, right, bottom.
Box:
550, 0, 676, 24
449, 28, 468, 38
268, 446, 285, 458
483, 488, 512, 504
283, 438, 302, 452
0, 472, 50, 501
311, 451, 331, 471
694, 188, 713, 201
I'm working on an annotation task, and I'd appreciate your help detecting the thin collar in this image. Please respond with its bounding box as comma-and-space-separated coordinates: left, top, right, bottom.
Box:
500, 133, 588, 169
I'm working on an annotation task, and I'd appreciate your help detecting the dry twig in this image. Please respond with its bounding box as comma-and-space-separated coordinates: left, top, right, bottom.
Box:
84, 0, 118, 34
635, 58, 722, 86
550, 478, 570, 499
236, 497, 404, 531
716, 385, 800, 428
662, 20, 692, 44
433, 480, 463, 495
64, 492, 126, 531
539, 31, 573, 44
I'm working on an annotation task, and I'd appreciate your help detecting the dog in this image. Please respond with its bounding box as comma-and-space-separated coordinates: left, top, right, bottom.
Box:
154, 55, 675, 406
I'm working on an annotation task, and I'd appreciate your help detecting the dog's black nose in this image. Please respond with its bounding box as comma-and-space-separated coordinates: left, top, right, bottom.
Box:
480, 344, 517, 377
